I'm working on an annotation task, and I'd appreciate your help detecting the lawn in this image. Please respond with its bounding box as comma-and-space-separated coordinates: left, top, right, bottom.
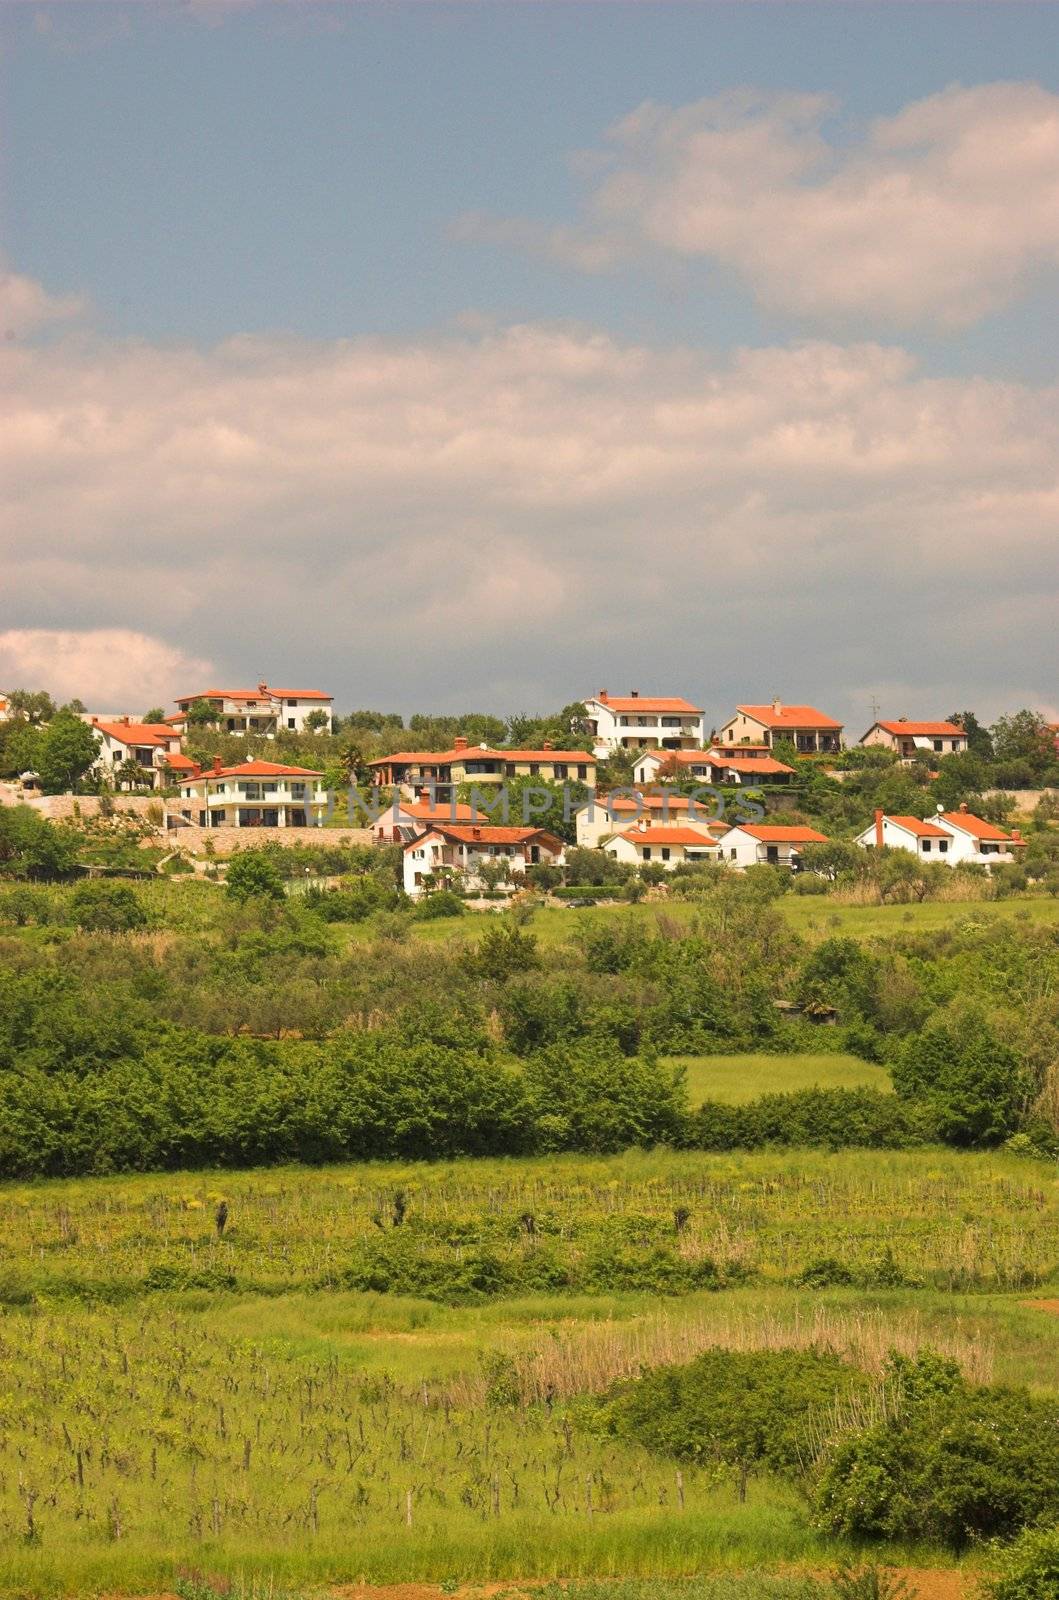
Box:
671, 1052, 891, 1107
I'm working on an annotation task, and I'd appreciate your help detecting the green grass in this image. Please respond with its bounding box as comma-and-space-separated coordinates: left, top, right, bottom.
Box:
671, 1053, 892, 1107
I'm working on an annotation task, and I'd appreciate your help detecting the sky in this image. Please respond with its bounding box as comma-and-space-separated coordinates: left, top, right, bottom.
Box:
2, 0, 1058, 730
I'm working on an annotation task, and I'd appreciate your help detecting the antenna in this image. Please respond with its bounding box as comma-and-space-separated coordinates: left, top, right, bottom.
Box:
870, 693, 881, 721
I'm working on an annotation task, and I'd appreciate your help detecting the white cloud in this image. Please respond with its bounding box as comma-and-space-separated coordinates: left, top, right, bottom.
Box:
0, 630, 213, 712
1, 287, 1057, 720
0, 272, 85, 339
458, 82, 1059, 328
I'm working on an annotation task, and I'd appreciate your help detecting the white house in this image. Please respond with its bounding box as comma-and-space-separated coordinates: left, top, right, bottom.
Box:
172, 682, 333, 736
174, 759, 328, 828
88, 717, 193, 791
402, 824, 565, 898
603, 821, 723, 870
575, 791, 723, 848
854, 806, 1025, 867
720, 822, 830, 869
859, 719, 968, 760
853, 811, 955, 860
717, 701, 842, 755
582, 691, 705, 758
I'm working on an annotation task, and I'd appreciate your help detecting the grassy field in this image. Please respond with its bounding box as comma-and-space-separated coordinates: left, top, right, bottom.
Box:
672, 1054, 891, 1107
0, 1148, 1056, 1594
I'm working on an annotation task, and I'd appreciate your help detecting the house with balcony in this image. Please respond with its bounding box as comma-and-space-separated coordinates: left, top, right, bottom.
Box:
720, 822, 830, 869
369, 738, 596, 801
582, 691, 705, 758
370, 796, 480, 844
859, 719, 968, 760
88, 717, 186, 791
174, 759, 328, 828
603, 821, 723, 871
635, 744, 795, 787
717, 701, 842, 755
171, 682, 333, 736
402, 824, 565, 897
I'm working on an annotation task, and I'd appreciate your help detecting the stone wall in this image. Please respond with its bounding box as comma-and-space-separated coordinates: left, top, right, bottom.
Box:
166, 825, 373, 857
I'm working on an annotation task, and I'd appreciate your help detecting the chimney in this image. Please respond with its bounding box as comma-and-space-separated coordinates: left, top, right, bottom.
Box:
1011, 828, 1022, 840
543, 740, 553, 750
120, 715, 129, 724
257, 681, 268, 695
213, 756, 223, 776
598, 689, 608, 701
630, 689, 640, 698
898, 716, 907, 723
472, 825, 481, 839
959, 802, 968, 813
875, 808, 884, 849
454, 736, 468, 751
772, 698, 782, 714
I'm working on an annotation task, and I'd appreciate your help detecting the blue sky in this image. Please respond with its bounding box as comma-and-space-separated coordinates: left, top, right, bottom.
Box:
2, 2, 1058, 723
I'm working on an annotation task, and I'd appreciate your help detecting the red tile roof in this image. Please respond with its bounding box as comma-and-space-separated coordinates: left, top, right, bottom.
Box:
183, 760, 324, 781
884, 815, 950, 838
175, 686, 330, 706
401, 801, 479, 821
163, 752, 197, 771
708, 755, 796, 775
617, 826, 721, 847
736, 704, 842, 729
733, 824, 830, 843
404, 824, 561, 850
597, 695, 702, 714
371, 746, 595, 768
876, 720, 965, 737
268, 689, 332, 700
92, 721, 174, 747
938, 811, 1013, 842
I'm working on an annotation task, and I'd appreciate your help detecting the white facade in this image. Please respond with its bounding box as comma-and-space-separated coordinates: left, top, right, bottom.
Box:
88, 718, 187, 791
859, 720, 968, 759
402, 826, 564, 898
575, 793, 720, 848
175, 761, 328, 828
853, 812, 953, 860
720, 823, 830, 869
603, 824, 722, 870
583, 691, 705, 758
173, 683, 333, 737
717, 702, 843, 755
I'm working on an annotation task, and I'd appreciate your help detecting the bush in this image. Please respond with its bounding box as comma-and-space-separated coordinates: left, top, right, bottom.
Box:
689, 1087, 930, 1152
225, 851, 286, 902
68, 879, 148, 932
982, 1523, 1059, 1600
412, 889, 465, 919
523, 1038, 686, 1153
814, 1355, 1059, 1551
599, 1347, 868, 1477
891, 1008, 1029, 1146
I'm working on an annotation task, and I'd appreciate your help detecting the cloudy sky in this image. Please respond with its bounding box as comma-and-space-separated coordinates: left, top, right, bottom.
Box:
2, 2, 1058, 728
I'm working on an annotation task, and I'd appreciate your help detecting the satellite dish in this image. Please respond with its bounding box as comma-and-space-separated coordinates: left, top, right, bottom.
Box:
936, 803, 943, 813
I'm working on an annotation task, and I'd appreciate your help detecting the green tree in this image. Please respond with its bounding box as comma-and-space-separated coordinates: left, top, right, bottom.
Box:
304, 708, 331, 733
142, 707, 166, 724
0, 807, 79, 879
37, 715, 101, 794
5, 689, 56, 725
69, 880, 148, 932
948, 710, 993, 759
225, 850, 286, 901
990, 710, 1053, 774
892, 1007, 1028, 1145
185, 698, 220, 728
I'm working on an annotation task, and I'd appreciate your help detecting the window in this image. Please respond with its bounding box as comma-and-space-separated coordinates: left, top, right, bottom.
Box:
577, 765, 587, 780
528, 763, 539, 776
933, 739, 943, 752
939, 839, 948, 853
661, 847, 671, 861
642, 847, 651, 860
290, 783, 305, 798
288, 718, 296, 729
922, 840, 931, 852
554, 763, 567, 778
288, 699, 297, 707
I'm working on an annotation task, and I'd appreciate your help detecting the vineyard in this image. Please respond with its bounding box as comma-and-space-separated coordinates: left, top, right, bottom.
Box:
0, 1145, 1057, 1594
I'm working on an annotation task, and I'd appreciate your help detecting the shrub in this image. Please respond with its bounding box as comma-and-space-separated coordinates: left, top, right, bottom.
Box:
68, 879, 148, 932
982, 1523, 1059, 1600
225, 851, 286, 902
598, 1347, 868, 1477
891, 1008, 1029, 1146
523, 1038, 686, 1153
689, 1087, 930, 1152
412, 889, 465, 919
814, 1356, 1059, 1550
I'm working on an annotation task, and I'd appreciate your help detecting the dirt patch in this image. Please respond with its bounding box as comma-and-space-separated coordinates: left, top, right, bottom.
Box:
1022, 1298, 1059, 1316
334, 1574, 973, 1600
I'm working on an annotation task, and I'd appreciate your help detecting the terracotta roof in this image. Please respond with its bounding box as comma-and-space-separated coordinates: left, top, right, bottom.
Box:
163, 752, 197, 771
883, 815, 950, 839
176, 686, 330, 705
371, 745, 595, 768
938, 811, 1014, 842
401, 801, 479, 821
92, 721, 174, 747
735, 704, 842, 729
182, 760, 324, 782
267, 689, 332, 700
875, 720, 965, 738
603, 793, 700, 812
708, 755, 796, 775
597, 695, 702, 714
617, 826, 721, 847
404, 824, 561, 850
733, 824, 830, 843
638, 750, 713, 766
